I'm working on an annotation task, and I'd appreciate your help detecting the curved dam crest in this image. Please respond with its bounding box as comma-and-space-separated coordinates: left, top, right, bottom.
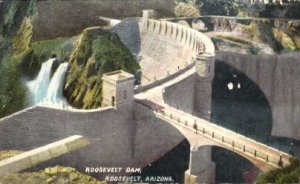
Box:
0, 14, 299, 183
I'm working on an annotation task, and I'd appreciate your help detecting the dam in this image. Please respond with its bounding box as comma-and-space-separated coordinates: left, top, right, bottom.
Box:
0, 9, 299, 184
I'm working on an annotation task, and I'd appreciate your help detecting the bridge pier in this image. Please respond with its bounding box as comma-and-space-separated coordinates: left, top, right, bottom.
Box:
184, 146, 215, 184
194, 53, 215, 121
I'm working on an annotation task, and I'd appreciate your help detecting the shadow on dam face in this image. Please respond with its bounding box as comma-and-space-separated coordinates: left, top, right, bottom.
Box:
212, 146, 256, 183
212, 61, 272, 141
211, 61, 272, 183
133, 139, 190, 183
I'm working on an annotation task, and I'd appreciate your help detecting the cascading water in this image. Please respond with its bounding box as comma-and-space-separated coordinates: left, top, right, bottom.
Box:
28, 58, 55, 104
42, 62, 69, 108
27, 59, 70, 109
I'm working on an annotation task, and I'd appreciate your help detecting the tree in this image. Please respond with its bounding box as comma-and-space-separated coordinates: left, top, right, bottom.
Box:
175, 1, 200, 17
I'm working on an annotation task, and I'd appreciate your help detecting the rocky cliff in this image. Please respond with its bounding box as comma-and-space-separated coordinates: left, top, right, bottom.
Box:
0, 0, 142, 117
173, 16, 300, 54
0, 0, 35, 118
63, 27, 140, 109
32, 0, 176, 41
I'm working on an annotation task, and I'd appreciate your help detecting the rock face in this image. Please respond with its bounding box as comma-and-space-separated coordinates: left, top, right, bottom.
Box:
0, 0, 36, 118
111, 18, 141, 56
273, 20, 300, 51
260, 3, 300, 19
173, 16, 300, 54
0, 166, 104, 184
63, 27, 140, 109
32, 0, 176, 41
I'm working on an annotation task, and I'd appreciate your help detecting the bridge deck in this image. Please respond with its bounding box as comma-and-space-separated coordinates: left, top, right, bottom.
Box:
134, 66, 292, 171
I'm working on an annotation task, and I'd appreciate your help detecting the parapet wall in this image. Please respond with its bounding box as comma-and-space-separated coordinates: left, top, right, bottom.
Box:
32, 0, 176, 41
0, 104, 185, 178
142, 19, 214, 55
138, 18, 214, 88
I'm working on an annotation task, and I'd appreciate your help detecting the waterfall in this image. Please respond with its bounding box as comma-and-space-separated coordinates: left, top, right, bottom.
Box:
27, 59, 70, 109
31, 58, 55, 104
42, 62, 69, 108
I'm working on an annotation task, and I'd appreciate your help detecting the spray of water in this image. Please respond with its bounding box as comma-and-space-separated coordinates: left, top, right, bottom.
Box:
26, 59, 70, 109
26, 58, 55, 104
42, 62, 69, 108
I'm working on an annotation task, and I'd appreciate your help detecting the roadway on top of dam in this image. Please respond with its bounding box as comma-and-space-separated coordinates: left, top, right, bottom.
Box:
0, 17, 293, 173
134, 65, 292, 172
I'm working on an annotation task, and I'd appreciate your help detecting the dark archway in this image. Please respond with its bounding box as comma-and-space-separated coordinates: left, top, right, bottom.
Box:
212, 146, 258, 183
133, 139, 190, 183
211, 60, 273, 182
212, 61, 273, 142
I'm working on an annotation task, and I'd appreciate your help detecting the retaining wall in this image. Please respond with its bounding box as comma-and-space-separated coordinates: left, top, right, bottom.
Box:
162, 74, 197, 115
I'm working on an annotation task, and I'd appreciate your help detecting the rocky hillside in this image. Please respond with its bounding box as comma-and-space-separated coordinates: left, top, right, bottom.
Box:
0, 0, 140, 117
0, 166, 106, 184
0, 0, 35, 118
63, 27, 139, 109
182, 17, 300, 54
0, 152, 106, 183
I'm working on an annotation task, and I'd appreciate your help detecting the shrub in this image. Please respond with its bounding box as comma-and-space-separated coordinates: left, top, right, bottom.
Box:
175, 2, 200, 17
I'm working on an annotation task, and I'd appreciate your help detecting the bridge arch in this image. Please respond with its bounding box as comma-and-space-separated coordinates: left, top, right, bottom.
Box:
173, 122, 274, 172
155, 118, 275, 183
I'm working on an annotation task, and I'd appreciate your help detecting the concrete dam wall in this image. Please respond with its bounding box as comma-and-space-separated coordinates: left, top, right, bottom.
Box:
140, 19, 213, 84
32, 0, 176, 41
0, 105, 185, 177
214, 51, 300, 141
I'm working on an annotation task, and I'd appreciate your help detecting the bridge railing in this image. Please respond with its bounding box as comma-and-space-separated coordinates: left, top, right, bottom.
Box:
155, 109, 291, 169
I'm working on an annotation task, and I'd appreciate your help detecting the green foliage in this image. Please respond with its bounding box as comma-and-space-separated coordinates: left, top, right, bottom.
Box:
64, 28, 140, 109
257, 158, 300, 184
175, 0, 266, 17
0, 57, 26, 118
0, 0, 36, 118
92, 33, 139, 74
249, 45, 261, 55
175, 2, 200, 17
0, 166, 105, 184
194, 0, 240, 16
22, 37, 74, 78
1, 0, 36, 37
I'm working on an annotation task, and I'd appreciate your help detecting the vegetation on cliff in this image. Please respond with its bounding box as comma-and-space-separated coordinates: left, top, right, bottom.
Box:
204, 17, 300, 54
0, 166, 106, 184
64, 27, 140, 109
273, 21, 300, 51
175, 1, 200, 17
238, 20, 283, 52
0, 0, 35, 118
21, 37, 75, 78
176, 0, 300, 18
0, 150, 23, 161
176, 0, 249, 17
257, 158, 300, 184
